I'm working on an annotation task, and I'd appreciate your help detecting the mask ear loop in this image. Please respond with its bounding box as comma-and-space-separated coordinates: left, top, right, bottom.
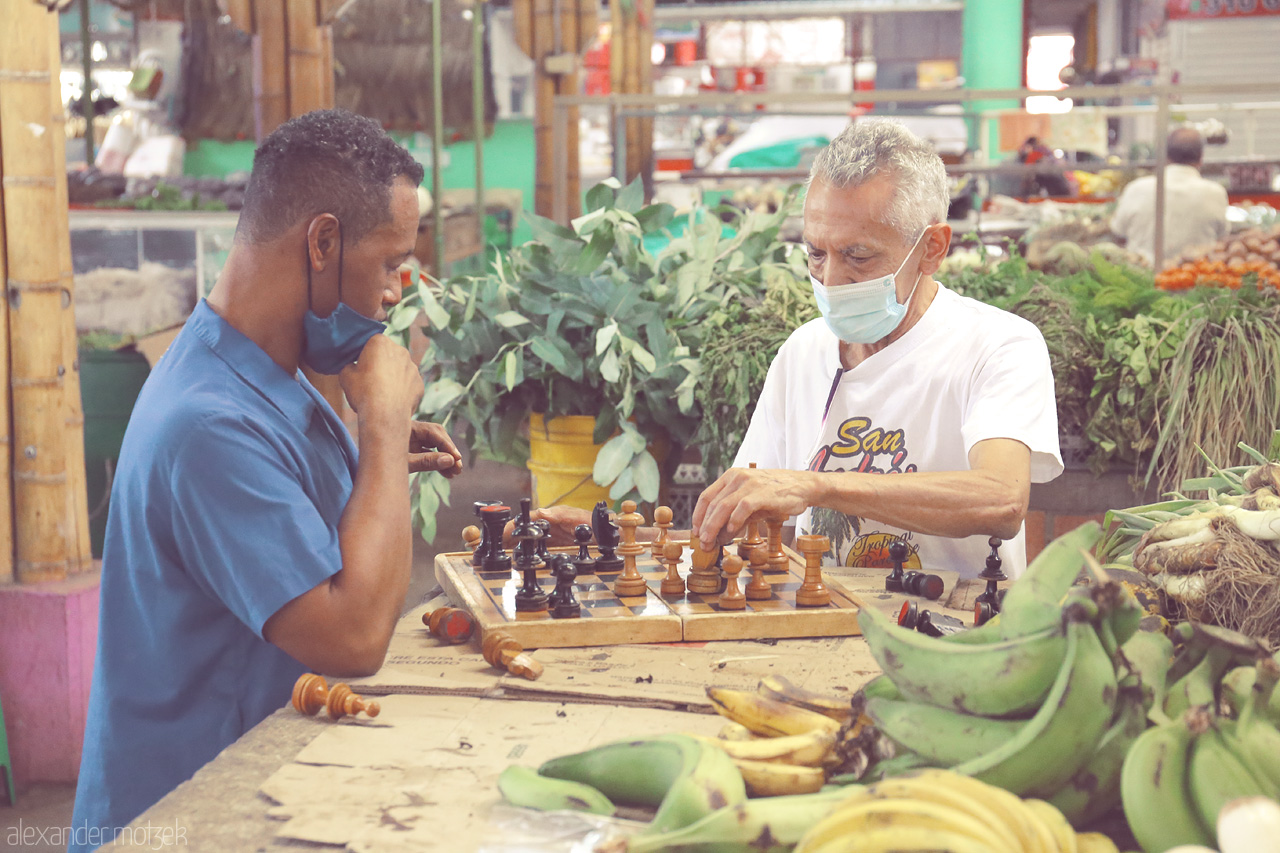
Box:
303, 219, 344, 316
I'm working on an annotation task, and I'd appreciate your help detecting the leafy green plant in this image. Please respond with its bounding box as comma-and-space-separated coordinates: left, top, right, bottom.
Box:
387, 178, 803, 542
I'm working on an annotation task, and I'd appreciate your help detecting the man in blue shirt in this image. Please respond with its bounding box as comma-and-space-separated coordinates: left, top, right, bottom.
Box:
69, 109, 463, 851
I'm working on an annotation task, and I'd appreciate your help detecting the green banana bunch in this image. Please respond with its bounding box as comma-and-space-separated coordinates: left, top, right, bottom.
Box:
622, 788, 857, 853
856, 603, 1068, 718
1120, 715, 1216, 851
997, 521, 1102, 639
1045, 681, 1148, 825
496, 765, 615, 815
1162, 624, 1268, 722
1221, 657, 1280, 726
537, 733, 747, 834
1117, 628, 1174, 716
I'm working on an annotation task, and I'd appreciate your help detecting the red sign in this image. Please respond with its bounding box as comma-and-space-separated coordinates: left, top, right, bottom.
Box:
1167, 0, 1280, 19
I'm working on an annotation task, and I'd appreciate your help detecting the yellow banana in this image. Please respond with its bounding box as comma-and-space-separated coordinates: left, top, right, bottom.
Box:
796, 798, 1008, 853
913, 768, 1058, 853
842, 775, 1023, 853
1076, 831, 1121, 853
731, 757, 826, 797
1024, 798, 1080, 853
717, 721, 755, 741
693, 730, 835, 767
756, 675, 853, 724
706, 687, 842, 738
800, 826, 1001, 853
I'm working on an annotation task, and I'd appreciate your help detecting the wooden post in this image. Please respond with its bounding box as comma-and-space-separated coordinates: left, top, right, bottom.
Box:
0, 0, 71, 583
286, 0, 324, 116
636, 0, 654, 196
253, 0, 289, 139
49, 19, 91, 572
532, 0, 556, 218
0, 76, 10, 585
560, 0, 580, 215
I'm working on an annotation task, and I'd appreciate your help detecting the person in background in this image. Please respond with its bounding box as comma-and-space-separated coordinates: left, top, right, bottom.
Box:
1110, 126, 1229, 264
69, 109, 463, 852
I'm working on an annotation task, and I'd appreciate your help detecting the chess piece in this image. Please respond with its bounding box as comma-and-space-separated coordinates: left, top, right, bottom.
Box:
795, 534, 832, 607
745, 544, 771, 601
885, 538, 908, 592
470, 500, 502, 565
550, 555, 581, 619
573, 524, 595, 569
535, 519, 553, 566
462, 525, 482, 553
422, 606, 476, 643
479, 504, 513, 572
592, 501, 623, 572
651, 506, 674, 560
764, 517, 789, 572
718, 554, 747, 610
482, 631, 544, 680
613, 500, 649, 597
513, 499, 549, 612
974, 537, 1007, 626
687, 541, 722, 595
903, 569, 945, 601
898, 600, 920, 629
742, 468, 767, 568
661, 540, 685, 596
292, 673, 380, 720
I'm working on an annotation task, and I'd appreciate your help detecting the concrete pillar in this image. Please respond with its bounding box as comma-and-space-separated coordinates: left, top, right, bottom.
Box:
961, 0, 1024, 153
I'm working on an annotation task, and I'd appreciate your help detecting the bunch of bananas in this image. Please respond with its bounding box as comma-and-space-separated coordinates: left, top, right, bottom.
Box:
793, 768, 1122, 853
852, 523, 1159, 827
1119, 624, 1280, 853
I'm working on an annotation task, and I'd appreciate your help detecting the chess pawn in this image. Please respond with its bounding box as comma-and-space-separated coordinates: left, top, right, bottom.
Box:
651, 506, 674, 560
422, 606, 476, 643
745, 545, 771, 601
661, 540, 685, 596
482, 631, 544, 680
326, 683, 381, 721
292, 673, 330, 716
574, 524, 595, 568
462, 525, 482, 553
795, 534, 831, 607
718, 554, 747, 610
613, 500, 649, 598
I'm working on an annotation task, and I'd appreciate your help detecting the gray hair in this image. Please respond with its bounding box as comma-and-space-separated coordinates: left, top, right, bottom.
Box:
809, 120, 950, 242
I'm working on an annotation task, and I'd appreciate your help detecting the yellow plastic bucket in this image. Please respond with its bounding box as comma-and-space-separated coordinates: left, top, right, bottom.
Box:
527, 413, 613, 510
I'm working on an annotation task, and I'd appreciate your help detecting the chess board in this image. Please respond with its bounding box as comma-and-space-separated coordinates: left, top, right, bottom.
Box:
435, 544, 864, 649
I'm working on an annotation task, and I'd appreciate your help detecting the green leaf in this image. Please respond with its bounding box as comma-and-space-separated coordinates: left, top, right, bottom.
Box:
574, 230, 612, 275
600, 348, 621, 382
584, 183, 616, 214
632, 450, 660, 502
635, 202, 675, 234
504, 350, 518, 390
419, 378, 467, 415
416, 280, 452, 329
530, 336, 570, 374
492, 310, 530, 329
616, 176, 645, 214
594, 433, 636, 485
608, 467, 636, 501
629, 343, 657, 373
596, 321, 619, 355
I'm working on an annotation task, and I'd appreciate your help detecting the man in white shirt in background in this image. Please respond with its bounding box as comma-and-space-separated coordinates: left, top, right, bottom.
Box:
1109, 126, 1229, 264
691, 119, 1064, 579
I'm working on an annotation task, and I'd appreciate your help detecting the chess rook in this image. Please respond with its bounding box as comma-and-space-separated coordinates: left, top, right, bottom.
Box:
718, 555, 746, 610
661, 540, 685, 596
765, 518, 789, 572
423, 606, 476, 643
479, 504, 513, 572
794, 534, 832, 607
613, 500, 649, 598
470, 500, 502, 565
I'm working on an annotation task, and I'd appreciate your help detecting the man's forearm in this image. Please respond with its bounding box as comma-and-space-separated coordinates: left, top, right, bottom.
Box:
810, 469, 1027, 540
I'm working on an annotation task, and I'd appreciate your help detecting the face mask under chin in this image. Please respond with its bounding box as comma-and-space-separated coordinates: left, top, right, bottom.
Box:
299, 225, 387, 375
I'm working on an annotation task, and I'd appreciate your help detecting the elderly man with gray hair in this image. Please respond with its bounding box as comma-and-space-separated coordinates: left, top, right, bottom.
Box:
691, 120, 1063, 579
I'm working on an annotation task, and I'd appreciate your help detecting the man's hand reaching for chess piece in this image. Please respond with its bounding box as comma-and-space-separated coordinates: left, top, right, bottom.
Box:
691, 466, 813, 552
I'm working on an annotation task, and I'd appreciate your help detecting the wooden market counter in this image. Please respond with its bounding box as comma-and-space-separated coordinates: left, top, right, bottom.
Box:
96, 575, 985, 852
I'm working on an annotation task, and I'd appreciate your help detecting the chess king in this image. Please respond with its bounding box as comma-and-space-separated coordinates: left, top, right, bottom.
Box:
534, 121, 1062, 582
70, 110, 465, 849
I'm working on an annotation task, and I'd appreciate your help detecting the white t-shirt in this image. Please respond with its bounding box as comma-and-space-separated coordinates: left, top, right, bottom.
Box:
733, 284, 1063, 579
1110, 164, 1229, 263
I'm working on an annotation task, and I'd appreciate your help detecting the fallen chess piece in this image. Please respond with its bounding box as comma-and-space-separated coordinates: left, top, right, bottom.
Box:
482, 631, 544, 681
422, 606, 476, 643
291, 673, 381, 720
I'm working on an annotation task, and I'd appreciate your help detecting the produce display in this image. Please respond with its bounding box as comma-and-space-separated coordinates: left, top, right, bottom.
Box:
1157, 225, 1280, 291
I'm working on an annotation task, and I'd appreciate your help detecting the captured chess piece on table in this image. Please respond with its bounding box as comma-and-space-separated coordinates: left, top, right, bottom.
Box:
482, 631, 544, 680
292, 673, 380, 720
423, 606, 476, 643
974, 537, 1007, 626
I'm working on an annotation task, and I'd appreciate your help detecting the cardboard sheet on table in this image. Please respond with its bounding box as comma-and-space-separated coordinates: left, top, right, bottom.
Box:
264, 697, 726, 850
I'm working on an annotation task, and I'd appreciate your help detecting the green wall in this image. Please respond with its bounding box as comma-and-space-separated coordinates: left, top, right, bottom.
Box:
183, 118, 537, 247
961, 0, 1024, 150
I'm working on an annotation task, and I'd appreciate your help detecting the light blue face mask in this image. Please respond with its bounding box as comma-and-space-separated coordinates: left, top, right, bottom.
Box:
809, 230, 926, 344
301, 225, 386, 375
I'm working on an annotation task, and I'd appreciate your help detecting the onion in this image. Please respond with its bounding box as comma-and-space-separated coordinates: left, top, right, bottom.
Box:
1217, 796, 1280, 853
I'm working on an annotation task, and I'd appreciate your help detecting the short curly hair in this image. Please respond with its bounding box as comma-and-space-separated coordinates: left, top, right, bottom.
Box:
236, 109, 425, 245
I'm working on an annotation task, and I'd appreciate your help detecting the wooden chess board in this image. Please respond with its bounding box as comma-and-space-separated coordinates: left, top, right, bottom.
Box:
435, 544, 864, 648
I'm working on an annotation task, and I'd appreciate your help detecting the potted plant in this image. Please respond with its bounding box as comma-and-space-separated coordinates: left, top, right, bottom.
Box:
386, 178, 803, 542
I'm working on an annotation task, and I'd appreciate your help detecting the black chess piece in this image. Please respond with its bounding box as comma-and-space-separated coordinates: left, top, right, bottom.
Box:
902, 570, 945, 601
472, 500, 503, 567
479, 505, 513, 572
591, 501, 623, 572
573, 524, 595, 570
513, 499, 548, 612
886, 538, 908, 592
550, 554, 581, 619
916, 609, 967, 637
535, 519, 552, 566
974, 536, 1006, 626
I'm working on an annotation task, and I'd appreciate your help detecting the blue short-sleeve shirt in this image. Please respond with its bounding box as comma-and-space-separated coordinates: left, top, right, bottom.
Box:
69, 301, 357, 850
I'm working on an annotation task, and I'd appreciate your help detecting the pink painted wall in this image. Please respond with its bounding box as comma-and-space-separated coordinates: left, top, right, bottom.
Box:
0, 572, 99, 785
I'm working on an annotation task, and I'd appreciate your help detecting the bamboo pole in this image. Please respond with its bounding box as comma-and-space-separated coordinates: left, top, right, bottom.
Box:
560, 0, 580, 218
622, 5, 640, 182
49, 19, 91, 572
637, 0, 654, 198
253, 0, 289, 139
287, 0, 324, 115
226, 0, 254, 34
0, 0, 70, 583
532, 0, 556, 217
0, 73, 10, 586
472, 0, 486, 254
316, 23, 334, 110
